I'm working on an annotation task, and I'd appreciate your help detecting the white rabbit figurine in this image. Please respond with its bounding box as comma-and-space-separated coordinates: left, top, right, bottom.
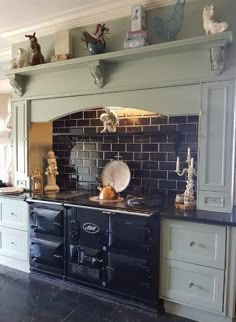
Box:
203, 4, 228, 35
8, 48, 29, 69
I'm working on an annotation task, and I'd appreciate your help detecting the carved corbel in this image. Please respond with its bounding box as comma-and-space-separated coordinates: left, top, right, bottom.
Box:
209, 46, 225, 75
88, 60, 105, 88
8, 74, 24, 96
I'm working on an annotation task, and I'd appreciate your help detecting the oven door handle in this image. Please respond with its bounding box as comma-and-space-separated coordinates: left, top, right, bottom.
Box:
54, 222, 64, 227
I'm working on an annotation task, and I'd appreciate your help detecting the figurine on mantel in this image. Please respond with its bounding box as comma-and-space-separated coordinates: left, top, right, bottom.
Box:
44, 151, 60, 194
100, 107, 119, 133
25, 32, 45, 65
32, 169, 43, 193
8, 48, 29, 69
175, 147, 197, 210
203, 4, 228, 35
81, 23, 109, 55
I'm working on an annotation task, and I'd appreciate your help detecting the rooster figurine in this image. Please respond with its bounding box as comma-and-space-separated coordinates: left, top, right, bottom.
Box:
81, 24, 109, 55
155, 0, 185, 41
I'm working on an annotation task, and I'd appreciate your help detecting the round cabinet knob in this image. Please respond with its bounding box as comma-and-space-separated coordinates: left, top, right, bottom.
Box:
188, 282, 194, 288
102, 246, 107, 251
189, 241, 195, 247
10, 241, 16, 246
102, 282, 106, 287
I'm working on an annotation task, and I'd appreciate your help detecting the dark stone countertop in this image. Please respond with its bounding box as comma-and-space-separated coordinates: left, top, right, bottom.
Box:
1, 190, 236, 226
160, 207, 236, 226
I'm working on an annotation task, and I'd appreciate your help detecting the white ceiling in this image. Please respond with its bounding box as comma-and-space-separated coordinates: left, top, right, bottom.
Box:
0, 0, 189, 60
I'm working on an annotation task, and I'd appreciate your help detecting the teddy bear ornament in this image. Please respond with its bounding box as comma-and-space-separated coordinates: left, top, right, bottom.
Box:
203, 4, 228, 35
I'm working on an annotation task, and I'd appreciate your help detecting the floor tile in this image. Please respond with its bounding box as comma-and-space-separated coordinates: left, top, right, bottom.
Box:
0, 265, 195, 322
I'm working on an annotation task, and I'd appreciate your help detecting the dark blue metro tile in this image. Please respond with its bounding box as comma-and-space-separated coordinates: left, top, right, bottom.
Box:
143, 178, 158, 188
133, 153, 150, 161
143, 161, 158, 170
159, 162, 176, 171
151, 115, 168, 125
169, 116, 187, 124
159, 180, 177, 189
112, 144, 126, 152
187, 115, 199, 123
159, 144, 175, 152
151, 170, 167, 179
134, 169, 150, 178
127, 144, 142, 152
143, 144, 159, 152
150, 153, 166, 161
127, 161, 142, 170
159, 125, 177, 132
178, 124, 197, 133
186, 133, 199, 143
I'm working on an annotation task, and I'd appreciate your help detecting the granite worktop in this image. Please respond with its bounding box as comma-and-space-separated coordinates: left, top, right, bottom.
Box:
1, 190, 236, 226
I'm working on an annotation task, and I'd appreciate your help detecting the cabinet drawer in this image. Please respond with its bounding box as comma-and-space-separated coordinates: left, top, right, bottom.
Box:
161, 220, 226, 269
160, 258, 224, 312
0, 226, 28, 261
0, 200, 28, 231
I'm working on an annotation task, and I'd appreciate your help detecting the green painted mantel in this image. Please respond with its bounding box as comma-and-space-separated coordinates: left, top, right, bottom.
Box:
6, 32, 233, 98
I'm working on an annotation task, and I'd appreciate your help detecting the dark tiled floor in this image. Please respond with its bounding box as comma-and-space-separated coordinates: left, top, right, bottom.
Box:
0, 265, 195, 322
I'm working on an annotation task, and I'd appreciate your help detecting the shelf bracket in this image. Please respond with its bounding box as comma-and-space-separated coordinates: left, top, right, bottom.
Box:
88, 60, 105, 88
209, 39, 229, 75
8, 74, 24, 96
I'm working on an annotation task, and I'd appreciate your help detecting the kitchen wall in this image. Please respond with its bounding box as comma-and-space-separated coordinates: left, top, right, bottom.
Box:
11, 0, 236, 75
29, 122, 52, 179
53, 107, 198, 202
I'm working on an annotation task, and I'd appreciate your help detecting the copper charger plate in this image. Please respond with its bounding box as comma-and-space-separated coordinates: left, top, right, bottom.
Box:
89, 196, 124, 203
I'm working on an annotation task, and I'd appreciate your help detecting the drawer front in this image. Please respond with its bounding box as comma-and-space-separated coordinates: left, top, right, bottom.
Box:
161, 219, 226, 269
160, 258, 224, 312
0, 226, 28, 261
0, 201, 28, 231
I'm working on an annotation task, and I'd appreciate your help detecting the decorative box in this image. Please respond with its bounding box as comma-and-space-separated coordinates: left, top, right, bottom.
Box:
131, 5, 146, 31
127, 30, 148, 40
124, 37, 148, 49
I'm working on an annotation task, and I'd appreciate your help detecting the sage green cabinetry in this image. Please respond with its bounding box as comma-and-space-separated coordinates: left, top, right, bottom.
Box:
13, 100, 30, 188
198, 81, 235, 213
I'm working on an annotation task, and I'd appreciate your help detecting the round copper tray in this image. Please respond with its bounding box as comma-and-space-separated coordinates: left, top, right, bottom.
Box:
89, 196, 124, 203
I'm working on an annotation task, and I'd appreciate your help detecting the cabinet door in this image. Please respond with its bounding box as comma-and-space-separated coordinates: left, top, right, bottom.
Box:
13, 100, 30, 188
160, 258, 224, 313
0, 226, 28, 261
198, 81, 235, 212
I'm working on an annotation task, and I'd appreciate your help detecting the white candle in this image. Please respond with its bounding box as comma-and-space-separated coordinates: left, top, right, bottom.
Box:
176, 157, 180, 171
190, 157, 194, 168
187, 147, 191, 158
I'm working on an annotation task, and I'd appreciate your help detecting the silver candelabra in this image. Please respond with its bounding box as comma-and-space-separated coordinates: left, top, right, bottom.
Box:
175, 148, 197, 207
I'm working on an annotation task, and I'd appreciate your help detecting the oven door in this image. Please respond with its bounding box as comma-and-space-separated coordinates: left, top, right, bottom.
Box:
30, 205, 64, 237
109, 216, 151, 259
69, 244, 107, 286
30, 236, 64, 274
107, 253, 155, 300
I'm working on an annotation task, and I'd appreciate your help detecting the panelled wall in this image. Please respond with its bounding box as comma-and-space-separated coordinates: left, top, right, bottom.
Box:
52, 108, 199, 202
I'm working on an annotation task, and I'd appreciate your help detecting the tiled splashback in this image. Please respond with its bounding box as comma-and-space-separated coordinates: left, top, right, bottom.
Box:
53, 108, 199, 201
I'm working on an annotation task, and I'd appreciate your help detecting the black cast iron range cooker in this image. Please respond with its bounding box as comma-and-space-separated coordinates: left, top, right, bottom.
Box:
28, 192, 163, 310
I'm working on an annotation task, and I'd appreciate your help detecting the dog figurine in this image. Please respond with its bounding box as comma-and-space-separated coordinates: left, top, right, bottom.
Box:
8, 48, 29, 69
203, 4, 228, 35
25, 32, 45, 65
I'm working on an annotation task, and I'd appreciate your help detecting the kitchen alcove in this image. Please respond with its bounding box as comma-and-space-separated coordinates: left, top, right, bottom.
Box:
49, 106, 199, 204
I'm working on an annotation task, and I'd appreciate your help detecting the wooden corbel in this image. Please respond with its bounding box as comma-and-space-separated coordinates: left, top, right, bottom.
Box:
88, 60, 105, 88
8, 74, 24, 96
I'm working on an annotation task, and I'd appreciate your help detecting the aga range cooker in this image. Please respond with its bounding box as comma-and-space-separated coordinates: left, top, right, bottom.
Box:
28, 194, 161, 308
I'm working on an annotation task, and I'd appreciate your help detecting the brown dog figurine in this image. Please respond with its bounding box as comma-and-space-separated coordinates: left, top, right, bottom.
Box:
25, 32, 45, 65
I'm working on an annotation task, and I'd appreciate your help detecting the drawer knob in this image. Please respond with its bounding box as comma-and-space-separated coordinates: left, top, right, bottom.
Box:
10, 241, 16, 246
11, 212, 16, 216
188, 282, 194, 288
189, 241, 195, 247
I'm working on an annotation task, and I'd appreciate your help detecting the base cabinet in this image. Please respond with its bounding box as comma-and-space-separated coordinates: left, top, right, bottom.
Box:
0, 198, 29, 272
160, 219, 236, 322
